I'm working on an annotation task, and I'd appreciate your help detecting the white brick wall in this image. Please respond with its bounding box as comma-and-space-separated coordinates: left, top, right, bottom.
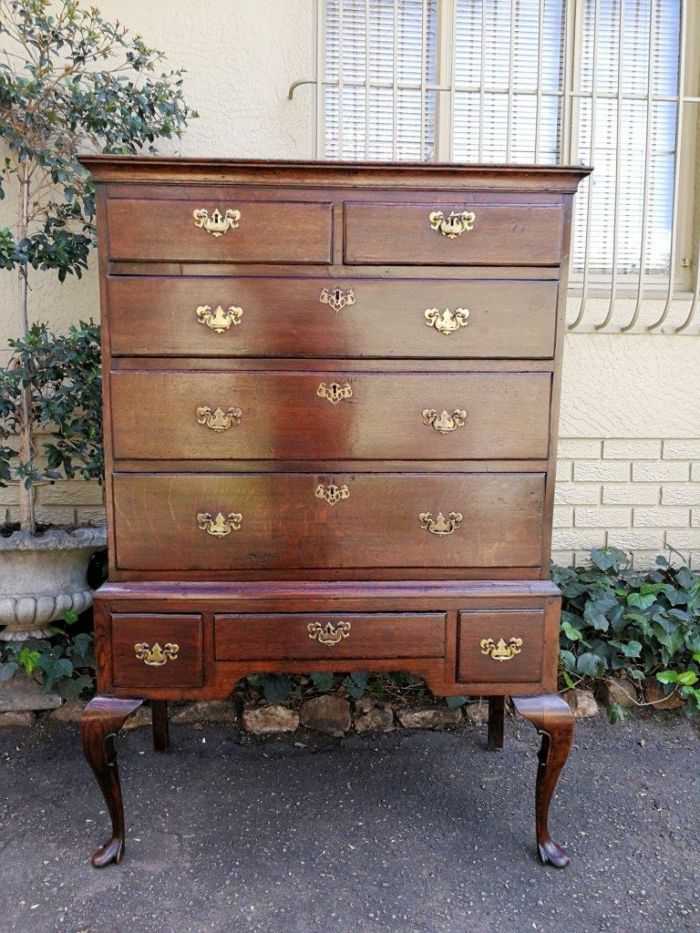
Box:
554, 437, 700, 570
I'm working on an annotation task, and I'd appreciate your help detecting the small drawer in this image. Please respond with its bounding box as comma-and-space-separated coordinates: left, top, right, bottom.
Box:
110, 370, 552, 461
457, 609, 546, 684
214, 612, 445, 661
106, 198, 332, 263
111, 613, 204, 688
106, 276, 558, 359
344, 202, 563, 265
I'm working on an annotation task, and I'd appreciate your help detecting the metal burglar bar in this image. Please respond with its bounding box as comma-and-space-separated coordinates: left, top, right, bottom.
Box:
289, 0, 700, 333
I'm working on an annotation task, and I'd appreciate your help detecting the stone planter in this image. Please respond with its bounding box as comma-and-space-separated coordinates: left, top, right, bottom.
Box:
0, 526, 107, 641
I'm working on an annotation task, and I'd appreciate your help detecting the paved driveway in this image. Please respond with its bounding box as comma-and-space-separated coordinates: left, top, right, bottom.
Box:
0, 713, 697, 932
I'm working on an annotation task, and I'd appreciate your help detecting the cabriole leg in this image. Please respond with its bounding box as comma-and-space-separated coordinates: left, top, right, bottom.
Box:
487, 695, 505, 749
81, 695, 144, 868
151, 700, 169, 752
512, 694, 574, 868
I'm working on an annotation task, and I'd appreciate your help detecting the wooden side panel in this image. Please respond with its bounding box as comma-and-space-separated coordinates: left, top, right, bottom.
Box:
112, 472, 546, 572
110, 370, 552, 461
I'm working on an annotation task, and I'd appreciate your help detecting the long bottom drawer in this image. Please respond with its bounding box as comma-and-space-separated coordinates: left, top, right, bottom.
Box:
113, 472, 546, 571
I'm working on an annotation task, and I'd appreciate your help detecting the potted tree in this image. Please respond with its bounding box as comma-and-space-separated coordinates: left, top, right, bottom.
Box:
0, 0, 195, 643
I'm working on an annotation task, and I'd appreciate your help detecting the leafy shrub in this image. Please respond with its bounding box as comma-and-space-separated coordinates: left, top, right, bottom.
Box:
553, 548, 700, 714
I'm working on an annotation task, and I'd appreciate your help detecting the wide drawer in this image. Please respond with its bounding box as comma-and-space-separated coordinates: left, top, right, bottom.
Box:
106, 277, 558, 359
214, 612, 445, 661
457, 609, 546, 683
344, 202, 563, 265
106, 198, 332, 263
110, 370, 551, 461
112, 472, 545, 571
111, 613, 204, 688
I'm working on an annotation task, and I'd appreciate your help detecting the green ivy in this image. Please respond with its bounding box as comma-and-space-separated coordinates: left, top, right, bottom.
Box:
0, 609, 96, 700
553, 547, 700, 715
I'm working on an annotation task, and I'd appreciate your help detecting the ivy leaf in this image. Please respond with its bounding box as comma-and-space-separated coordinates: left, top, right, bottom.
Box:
261, 675, 292, 705
576, 652, 605, 677
309, 672, 334, 694
561, 620, 583, 641
445, 696, 467, 710
656, 671, 679, 684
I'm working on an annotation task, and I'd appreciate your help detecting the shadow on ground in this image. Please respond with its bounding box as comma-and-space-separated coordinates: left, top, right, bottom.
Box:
0, 713, 698, 932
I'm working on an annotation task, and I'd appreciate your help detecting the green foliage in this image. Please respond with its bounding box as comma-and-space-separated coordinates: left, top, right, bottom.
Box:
553, 548, 700, 714
0, 608, 96, 699
0, 0, 196, 280
0, 321, 103, 491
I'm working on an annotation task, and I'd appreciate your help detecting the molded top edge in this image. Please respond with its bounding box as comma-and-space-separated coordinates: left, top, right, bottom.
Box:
78, 155, 591, 192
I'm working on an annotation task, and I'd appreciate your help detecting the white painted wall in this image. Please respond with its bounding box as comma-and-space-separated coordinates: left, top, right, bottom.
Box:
1, 1, 698, 567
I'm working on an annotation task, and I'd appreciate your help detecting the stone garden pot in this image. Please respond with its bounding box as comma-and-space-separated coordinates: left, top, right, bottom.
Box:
0, 526, 107, 641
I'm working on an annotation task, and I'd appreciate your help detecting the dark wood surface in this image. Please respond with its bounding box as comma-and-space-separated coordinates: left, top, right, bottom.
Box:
111, 613, 204, 688
112, 471, 546, 571
344, 201, 563, 265
110, 370, 551, 461
78, 156, 589, 868
107, 277, 558, 359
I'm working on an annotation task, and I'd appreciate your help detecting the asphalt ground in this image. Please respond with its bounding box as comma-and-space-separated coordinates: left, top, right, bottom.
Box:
0, 712, 698, 933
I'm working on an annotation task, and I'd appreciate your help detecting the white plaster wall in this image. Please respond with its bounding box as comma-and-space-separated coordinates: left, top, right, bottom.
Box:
0, 0, 316, 362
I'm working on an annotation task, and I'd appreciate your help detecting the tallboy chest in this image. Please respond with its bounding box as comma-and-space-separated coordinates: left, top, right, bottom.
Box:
79, 157, 589, 870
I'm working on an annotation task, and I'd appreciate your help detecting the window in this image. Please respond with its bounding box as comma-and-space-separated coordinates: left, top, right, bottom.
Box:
320, 0, 700, 332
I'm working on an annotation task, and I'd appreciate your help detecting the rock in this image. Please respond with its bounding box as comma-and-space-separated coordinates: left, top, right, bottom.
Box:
49, 700, 86, 722
242, 704, 299, 734
599, 676, 638, 708
172, 701, 237, 723
300, 695, 351, 736
353, 697, 394, 733
0, 710, 35, 726
0, 675, 62, 711
396, 706, 463, 729
464, 701, 488, 725
643, 678, 683, 711
122, 706, 152, 730
562, 688, 599, 718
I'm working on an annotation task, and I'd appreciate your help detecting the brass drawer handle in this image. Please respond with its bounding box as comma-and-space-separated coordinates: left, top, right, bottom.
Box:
480, 637, 523, 662
307, 621, 351, 646
196, 304, 243, 333
134, 642, 179, 667
319, 286, 355, 313
317, 382, 353, 404
192, 207, 240, 237
196, 405, 242, 432
422, 409, 467, 434
197, 511, 243, 536
315, 482, 350, 505
419, 511, 463, 536
429, 209, 475, 238
424, 307, 470, 335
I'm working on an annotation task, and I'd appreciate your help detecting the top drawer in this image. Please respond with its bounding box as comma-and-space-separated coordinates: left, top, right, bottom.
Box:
105, 198, 333, 264
344, 202, 563, 266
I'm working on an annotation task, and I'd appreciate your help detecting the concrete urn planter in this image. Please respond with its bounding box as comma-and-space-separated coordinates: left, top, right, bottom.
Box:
0, 527, 107, 641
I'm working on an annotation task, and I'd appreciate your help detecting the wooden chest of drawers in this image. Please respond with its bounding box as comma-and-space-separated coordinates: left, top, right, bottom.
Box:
79, 157, 589, 870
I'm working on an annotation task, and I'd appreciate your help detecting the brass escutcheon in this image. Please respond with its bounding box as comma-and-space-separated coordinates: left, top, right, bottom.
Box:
317, 382, 353, 405
428, 209, 476, 238
192, 207, 241, 237
307, 620, 351, 646
418, 511, 463, 536
424, 307, 470, 336
196, 405, 242, 432
134, 642, 179, 667
479, 637, 523, 662
197, 511, 243, 537
315, 483, 350, 505
195, 305, 243, 333
319, 286, 356, 313
422, 409, 467, 435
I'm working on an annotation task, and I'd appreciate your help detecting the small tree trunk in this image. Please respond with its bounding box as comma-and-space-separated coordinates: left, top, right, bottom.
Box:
17, 165, 36, 536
